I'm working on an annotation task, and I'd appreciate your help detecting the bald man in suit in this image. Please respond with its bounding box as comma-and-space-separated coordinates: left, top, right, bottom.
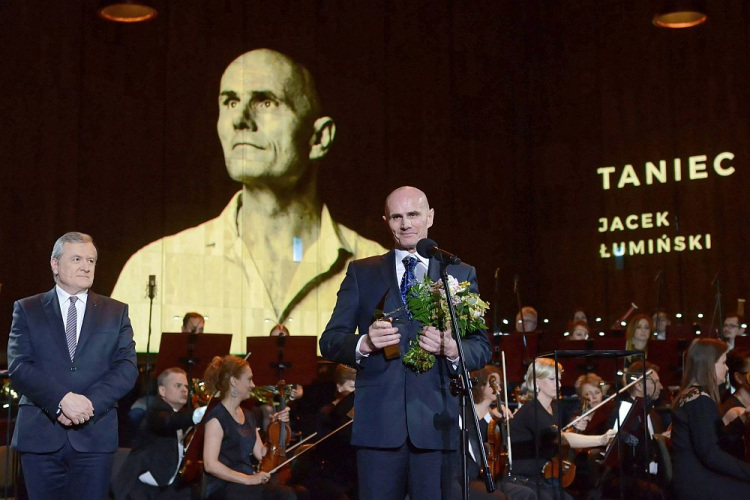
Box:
320, 186, 492, 500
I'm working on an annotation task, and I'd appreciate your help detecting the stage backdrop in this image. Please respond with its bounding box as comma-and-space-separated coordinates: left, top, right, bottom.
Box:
1, 1, 748, 358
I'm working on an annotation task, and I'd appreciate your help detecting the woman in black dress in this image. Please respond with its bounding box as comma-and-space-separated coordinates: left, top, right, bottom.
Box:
671, 339, 750, 500
509, 359, 614, 500
202, 355, 296, 500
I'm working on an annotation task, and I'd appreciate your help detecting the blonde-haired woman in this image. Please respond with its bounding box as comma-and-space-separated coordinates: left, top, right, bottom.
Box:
509, 359, 614, 500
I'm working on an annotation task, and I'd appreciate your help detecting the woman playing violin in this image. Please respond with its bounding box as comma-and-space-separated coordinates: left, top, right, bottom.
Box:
510, 359, 614, 500
202, 355, 296, 500
569, 373, 609, 434
451, 366, 536, 500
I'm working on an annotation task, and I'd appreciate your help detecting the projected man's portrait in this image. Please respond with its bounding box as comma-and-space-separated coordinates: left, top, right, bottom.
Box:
111, 49, 386, 353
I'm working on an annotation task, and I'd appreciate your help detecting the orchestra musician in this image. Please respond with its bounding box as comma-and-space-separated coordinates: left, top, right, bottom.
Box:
652, 310, 670, 340
566, 322, 589, 341
181, 313, 204, 334
295, 364, 358, 500
202, 355, 296, 500
719, 348, 750, 459
671, 339, 750, 499
571, 308, 588, 325
722, 312, 746, 351
599, 360, 664, 498
515, 307, 538, 333
624, 314, 653, 364
113, 367, 206, 500
451, 365, 537, 500
569, 373, 609, 434
509, 359, 614, 500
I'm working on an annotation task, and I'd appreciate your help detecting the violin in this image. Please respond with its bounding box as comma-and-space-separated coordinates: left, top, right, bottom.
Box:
487, 378, 507, 479
259, 380, 293, 484
542, 437, 577, 488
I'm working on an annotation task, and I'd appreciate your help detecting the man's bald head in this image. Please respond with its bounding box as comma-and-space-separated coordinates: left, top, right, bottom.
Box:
218, 48, 335, 187
221, 49, 322, 123
383, 186, 434, 252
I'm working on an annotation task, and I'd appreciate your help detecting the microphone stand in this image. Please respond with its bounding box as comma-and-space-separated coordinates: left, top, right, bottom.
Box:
441, 264, 495, 499
654, 270, 664, 339
709, 273, 723, 340
145, 276, 156, 411
514, 275, 531, 366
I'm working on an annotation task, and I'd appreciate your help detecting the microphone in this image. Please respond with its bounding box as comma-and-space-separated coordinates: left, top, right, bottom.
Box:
416, 238, 461, 265
513, 275, 519, 294
147, 275, 157, 300
653, 269, 663, 283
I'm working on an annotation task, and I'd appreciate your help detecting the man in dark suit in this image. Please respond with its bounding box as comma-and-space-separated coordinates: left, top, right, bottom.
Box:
113, 367, 205, 500
320, 186, 492, 500
7, 231, 139, 499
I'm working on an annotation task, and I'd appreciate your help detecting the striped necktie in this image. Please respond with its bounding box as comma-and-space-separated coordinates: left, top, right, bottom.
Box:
66, 296, 78, 361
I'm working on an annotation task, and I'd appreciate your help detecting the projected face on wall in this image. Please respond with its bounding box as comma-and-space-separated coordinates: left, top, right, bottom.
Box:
110, 49, 387, 354
217, 50, 317, 186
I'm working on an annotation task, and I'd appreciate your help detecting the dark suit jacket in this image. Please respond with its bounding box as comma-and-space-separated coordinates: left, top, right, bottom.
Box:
7, 288, 138, 453
320, 250, 491, 450
112, 397, 196, 499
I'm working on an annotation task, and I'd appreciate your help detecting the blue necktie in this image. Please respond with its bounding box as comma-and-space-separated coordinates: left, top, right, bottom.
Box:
400, 256, 418, 312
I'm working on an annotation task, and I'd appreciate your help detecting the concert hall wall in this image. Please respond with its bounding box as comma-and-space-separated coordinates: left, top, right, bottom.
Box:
1, 1, 748, 357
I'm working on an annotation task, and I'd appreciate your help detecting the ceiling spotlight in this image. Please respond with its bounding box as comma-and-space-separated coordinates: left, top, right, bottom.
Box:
653, 0, 707, 29
98, 1, 158, 23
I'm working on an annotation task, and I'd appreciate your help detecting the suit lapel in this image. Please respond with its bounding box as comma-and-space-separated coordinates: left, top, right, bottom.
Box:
42, 288, 72, 362
427, 257, 442, 282
378, 250, 401, 310
75, 291, 99, 358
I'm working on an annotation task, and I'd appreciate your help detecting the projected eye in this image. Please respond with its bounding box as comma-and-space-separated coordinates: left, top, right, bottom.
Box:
254, 99, 278, 109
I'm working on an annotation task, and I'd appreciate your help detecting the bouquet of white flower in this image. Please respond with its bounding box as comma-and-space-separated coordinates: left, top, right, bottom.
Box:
402, 275, 489, 373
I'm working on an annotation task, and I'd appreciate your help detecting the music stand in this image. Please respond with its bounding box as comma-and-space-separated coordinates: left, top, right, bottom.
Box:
155, 333, 233, 395
245, 336, 318, 387
489, 332, 537, 382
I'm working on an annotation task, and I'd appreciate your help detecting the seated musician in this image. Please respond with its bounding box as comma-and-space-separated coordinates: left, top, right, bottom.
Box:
599, 361, 664, 498
566, 373, 610, 496
723, 312, 746, 351
569, 373, 609, 434
113, 367, 207, 500
652, 310, 670, 340
624, 314, 653, 364
181, 312, 205, 333
567, 321, 589, 341
295, 364, 357, 500
571, 307, 588, 325
451, 365, 537, 500
515, 306, 538, 333
509, 359, 614, 500
671, 339, 750, 499
719, 348, 750, 459
257, 324, 303, 436
202, 355, 296, 500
